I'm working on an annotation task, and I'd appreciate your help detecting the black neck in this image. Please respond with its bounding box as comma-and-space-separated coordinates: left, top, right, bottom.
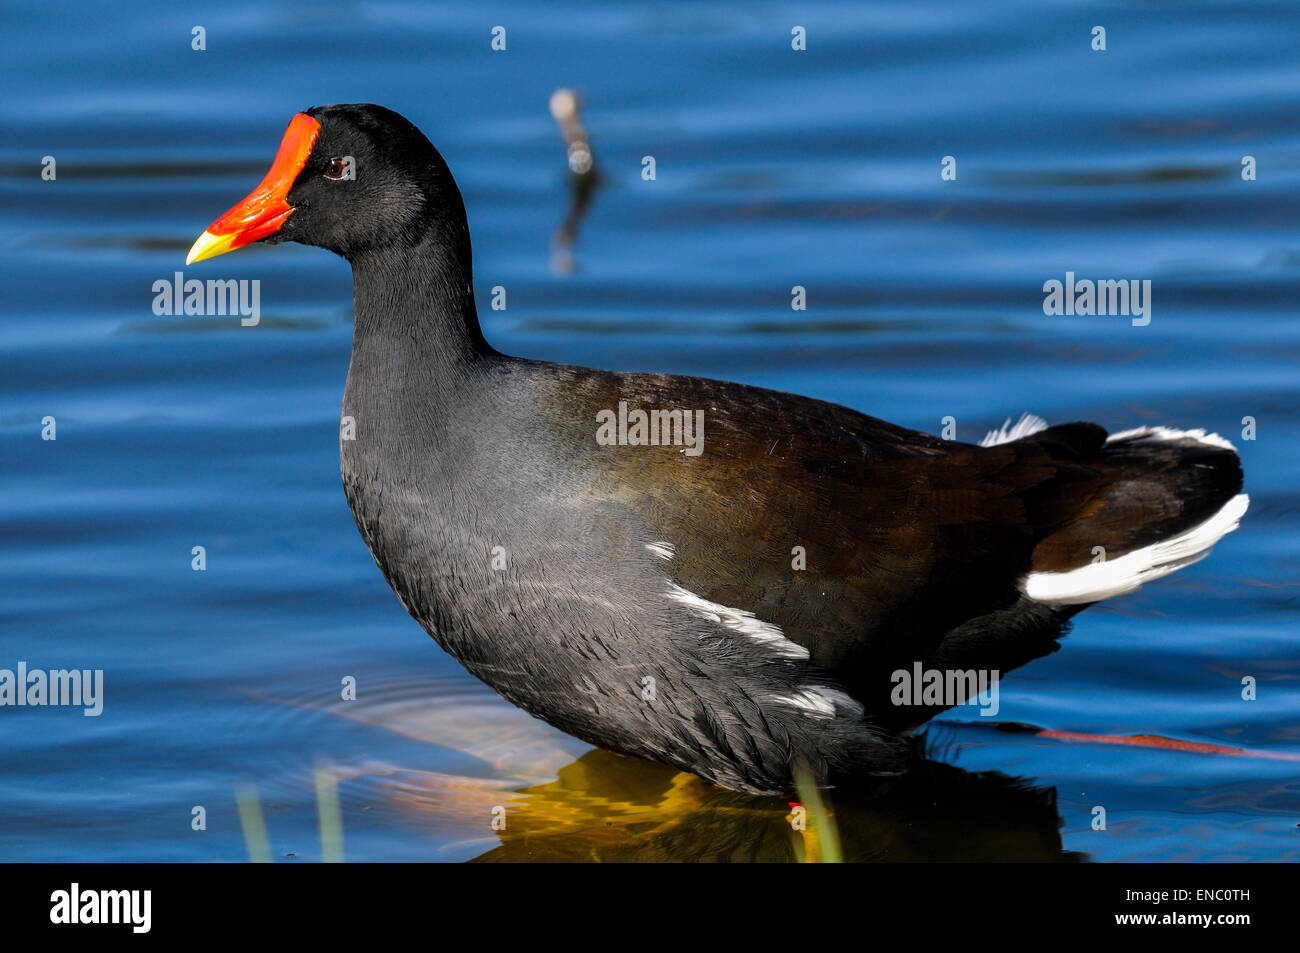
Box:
349, 225, 498, 385
341, 225, 505, 498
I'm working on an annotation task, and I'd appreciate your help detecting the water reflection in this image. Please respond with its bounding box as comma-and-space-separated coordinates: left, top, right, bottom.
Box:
468, 746, 1081, 863
272, 674, 1078, 861
549, 88, 602, 276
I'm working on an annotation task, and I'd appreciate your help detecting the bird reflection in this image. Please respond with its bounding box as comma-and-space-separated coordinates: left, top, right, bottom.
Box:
467, 739, 1082, 862
273, 675, 1082, 862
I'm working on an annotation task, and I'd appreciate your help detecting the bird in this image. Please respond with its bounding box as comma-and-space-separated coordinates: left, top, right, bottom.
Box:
186, 104, 1248, 796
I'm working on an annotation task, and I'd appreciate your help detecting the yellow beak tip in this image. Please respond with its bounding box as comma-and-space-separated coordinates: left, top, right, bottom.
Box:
186, 230, 234, 266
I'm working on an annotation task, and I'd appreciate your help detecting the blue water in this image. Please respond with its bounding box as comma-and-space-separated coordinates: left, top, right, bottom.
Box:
1, 0, 1297, 862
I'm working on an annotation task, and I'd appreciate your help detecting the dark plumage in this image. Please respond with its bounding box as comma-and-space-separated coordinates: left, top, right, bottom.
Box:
188, 104, 1247, 795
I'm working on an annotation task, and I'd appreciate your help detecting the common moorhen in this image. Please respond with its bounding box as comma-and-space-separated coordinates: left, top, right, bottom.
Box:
187, 105, 1247, 795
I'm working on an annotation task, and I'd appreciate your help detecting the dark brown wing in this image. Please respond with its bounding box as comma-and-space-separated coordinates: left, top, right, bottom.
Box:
552, 369, 1111, 663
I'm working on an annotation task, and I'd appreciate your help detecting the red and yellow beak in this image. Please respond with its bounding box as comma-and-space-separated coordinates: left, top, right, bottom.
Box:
186, 113, 321, 265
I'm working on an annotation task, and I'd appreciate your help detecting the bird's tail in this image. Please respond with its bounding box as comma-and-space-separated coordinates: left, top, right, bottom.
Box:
1021, 426, 1247, 605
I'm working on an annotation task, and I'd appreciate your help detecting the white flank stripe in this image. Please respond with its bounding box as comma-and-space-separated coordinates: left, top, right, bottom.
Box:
666, 583, 809, 660
645, 541, 675, 561
1023, 493, 1249, 605
773, 686, 864, 719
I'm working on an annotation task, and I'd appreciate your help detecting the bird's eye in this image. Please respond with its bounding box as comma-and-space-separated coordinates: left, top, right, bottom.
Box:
324, 157, 349, 180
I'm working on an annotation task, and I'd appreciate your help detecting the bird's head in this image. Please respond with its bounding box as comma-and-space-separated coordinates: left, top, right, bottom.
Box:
187, 103, 464, 265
